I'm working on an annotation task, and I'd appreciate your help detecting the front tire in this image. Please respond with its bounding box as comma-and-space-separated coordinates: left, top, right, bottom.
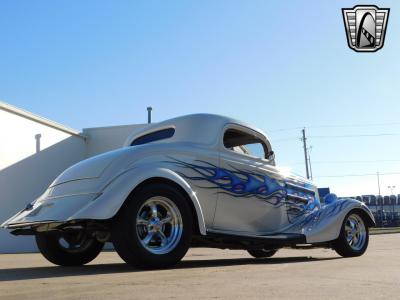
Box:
36, 232, 104, 266
333, 212, 369, 257
247, 249, 278, 259
112, 183, 193, 268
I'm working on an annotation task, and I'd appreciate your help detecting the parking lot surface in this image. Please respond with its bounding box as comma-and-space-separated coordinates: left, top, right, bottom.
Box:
0, 233, 399, 300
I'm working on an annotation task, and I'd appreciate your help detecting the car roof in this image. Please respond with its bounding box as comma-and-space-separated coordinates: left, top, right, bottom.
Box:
123, 113, 270, 148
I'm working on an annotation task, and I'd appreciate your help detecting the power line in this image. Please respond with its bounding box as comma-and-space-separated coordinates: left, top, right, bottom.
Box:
269, 121, 400, 133
271, 132, 400, 142
288, 159, 400, 165
308, 122, 400, 129
271, 137, 299, 142
309, 133, 400, 139
314, 172, 400, 178
270, 126, 400, 182
269, 127, 303, 133
315, 159, 400, 164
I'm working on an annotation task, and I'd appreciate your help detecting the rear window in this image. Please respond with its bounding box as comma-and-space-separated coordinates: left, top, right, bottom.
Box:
223, 128, 268, 159
131, 128, 175, 146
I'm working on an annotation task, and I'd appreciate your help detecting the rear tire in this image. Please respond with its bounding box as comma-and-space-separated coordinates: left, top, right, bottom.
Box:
112, 183, 193, 268
247, 249, 278, 259
333, 211, 369, 257
36, 232, 104, 266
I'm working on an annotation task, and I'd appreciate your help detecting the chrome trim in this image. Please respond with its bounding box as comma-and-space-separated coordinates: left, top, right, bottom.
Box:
286, 194, 309, 203
45, 192, 101, 201
5, 221, 62, 230
285, 182, 315, 194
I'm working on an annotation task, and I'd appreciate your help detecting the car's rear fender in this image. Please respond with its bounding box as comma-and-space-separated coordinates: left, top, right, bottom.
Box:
69, 166, 207, 235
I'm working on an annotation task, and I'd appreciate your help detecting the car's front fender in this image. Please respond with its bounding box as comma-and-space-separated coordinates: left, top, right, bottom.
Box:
69, 165, 207, 235
286, 198, 375, 244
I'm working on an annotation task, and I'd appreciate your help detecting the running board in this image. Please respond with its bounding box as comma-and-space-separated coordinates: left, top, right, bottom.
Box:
206, 230, 306, 246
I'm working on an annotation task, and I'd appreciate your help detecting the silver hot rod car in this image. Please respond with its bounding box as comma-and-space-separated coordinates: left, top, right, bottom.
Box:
2, 114, 375, 268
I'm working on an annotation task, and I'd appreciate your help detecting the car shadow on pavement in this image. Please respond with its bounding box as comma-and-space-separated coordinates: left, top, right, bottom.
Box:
0, 256, 341, 282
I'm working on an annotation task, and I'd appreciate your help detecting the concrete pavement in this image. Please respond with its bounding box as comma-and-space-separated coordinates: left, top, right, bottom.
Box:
0, 233, 399, 300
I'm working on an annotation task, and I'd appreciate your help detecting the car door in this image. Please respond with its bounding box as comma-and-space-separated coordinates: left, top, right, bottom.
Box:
212, 125, 288, 234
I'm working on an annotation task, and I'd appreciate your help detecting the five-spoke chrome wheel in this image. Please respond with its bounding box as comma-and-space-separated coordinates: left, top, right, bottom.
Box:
112, 183, 192, 268
333, 211, 369, 257
136, 196, 183, 255
344, 214, 367, 251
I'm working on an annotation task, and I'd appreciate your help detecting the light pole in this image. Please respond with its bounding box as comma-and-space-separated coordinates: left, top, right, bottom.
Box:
377, 172, 381, 195
376, 172, 383, 226
388, 185, 396, 223
388, 185, 396, 195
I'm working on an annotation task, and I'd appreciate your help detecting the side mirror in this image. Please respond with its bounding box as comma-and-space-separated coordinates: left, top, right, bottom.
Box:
267, 151, 275, 161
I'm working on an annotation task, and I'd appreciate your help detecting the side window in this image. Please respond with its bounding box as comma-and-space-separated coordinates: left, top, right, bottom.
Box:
223, 129, 268, 159
131, 128, 175, 146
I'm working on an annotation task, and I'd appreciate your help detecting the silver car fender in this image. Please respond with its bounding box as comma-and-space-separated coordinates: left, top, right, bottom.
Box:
70, 166, 207, 235
290, 198, 375, 244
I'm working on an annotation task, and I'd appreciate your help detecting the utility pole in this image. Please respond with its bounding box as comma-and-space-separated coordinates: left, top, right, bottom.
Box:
301, 128, 310, 179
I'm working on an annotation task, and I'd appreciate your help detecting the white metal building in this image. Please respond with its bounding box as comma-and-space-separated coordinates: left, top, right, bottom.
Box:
0, 101, 147, 253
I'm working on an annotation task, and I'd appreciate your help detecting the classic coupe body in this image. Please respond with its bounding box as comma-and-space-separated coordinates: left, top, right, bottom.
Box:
2, 114, 375, 267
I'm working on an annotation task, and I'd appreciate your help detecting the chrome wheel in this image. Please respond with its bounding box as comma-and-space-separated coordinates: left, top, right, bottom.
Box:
58, 232, 95, 254
136, 196, 183, 255
35, 232, 104, 266
344, 214, 367, 251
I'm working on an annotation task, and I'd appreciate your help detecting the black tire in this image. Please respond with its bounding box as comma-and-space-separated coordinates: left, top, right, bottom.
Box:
112, 183, 193, 268
35, 232, 104, 266
247, 249, 278, 258
333, 211, 369, 257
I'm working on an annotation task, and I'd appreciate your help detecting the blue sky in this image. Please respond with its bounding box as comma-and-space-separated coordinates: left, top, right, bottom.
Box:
1, 1, 399, 196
